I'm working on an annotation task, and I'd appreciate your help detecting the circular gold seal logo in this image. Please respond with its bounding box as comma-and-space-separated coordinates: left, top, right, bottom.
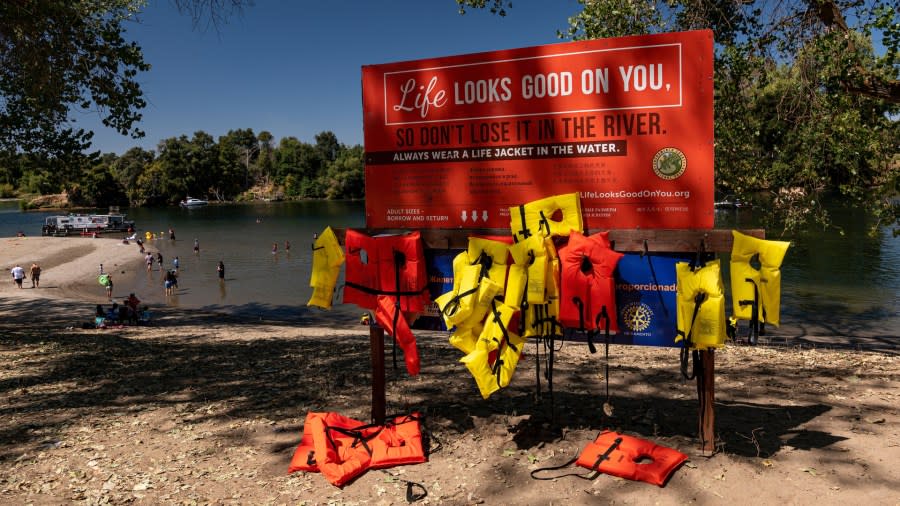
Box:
652, 147, 687, 180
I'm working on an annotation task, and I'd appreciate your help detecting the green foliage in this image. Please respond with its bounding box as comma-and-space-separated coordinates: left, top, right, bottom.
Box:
465, 0, 899, 233
0, 1, 150, 156
1, 129, 364, 207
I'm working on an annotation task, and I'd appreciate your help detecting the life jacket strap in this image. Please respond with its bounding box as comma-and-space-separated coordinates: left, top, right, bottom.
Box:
590, 436, 624, 472
515, 204, 531, 242
679, 292, 707, 379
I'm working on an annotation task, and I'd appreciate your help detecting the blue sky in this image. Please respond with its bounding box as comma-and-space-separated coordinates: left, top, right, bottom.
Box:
80, 0, 582, 155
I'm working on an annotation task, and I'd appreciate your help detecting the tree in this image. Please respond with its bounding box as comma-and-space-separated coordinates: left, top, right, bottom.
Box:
0, 1, 251, 157
0, 1, 149, 155
457, 0, 899, 233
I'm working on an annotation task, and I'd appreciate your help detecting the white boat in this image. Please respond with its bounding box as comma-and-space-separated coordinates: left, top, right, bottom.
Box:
180, 197, 209, 207
41, 212, 135, 236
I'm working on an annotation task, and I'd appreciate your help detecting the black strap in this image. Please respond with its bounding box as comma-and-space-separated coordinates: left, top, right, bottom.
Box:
679, 292, 707, 380
537, 210, 551, 236
531, 436, 623, 481
598, 306, 611, 404
590, 437, 623, 472
738, 277, 761, 345
515, 205, 531, 242
486, 300, 517, 388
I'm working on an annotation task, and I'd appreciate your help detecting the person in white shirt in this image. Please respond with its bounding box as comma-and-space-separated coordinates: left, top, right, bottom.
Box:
10, 264, 25, 288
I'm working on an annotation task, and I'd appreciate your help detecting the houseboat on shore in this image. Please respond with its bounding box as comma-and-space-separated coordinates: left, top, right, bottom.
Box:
41, 210, 135, 237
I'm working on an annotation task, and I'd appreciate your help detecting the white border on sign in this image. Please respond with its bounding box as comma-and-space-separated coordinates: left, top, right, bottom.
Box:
380, 42, 684, 126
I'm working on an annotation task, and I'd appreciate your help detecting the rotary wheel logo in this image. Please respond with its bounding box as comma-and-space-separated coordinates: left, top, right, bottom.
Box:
652, 147, 687, 180
622, 302, 653, 332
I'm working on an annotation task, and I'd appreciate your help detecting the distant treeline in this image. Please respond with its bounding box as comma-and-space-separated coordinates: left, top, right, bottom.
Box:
0, 129, 364, 207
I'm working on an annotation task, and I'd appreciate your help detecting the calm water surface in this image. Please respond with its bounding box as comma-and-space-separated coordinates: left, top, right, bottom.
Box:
1, 199, 897, 339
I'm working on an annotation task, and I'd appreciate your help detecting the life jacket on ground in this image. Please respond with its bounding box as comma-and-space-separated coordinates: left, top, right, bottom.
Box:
730, 230, 790, 326
575, 431, 688, 487
369, 413, 427, 468
310, 411, 377, 487
558, 231, 623, 333
459, 301, 526, 399
308, 227, 345, 309
288, 412, 427, 487
509, 192, 583, 242
675, 260, 726, 350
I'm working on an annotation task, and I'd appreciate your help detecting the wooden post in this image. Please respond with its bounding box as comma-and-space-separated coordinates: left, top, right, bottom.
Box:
370, 324, 386, 425
697, 349, 716, 455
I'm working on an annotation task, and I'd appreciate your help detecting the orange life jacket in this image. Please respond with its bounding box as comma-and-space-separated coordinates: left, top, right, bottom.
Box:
343, 230, 429, 312
375, 294, 420, 376
576, 430, 687, 486
287, 412, 427, 487
558, 231, 623, 333
312, 412, 378, 487
369, 413, 427, 468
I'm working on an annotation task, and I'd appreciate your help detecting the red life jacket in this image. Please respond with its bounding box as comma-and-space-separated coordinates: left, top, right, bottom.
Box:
287, 412, 427, 487
558, 231, 623, 333
287, 411, 327, 474
369, 413, 427, 468
576, 430, 687, 486
343, 230, 429, 312
375, 294, 420, 376
316, 412, 381, 487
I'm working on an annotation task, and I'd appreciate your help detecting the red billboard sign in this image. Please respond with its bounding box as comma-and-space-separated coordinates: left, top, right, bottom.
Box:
362, 30, 714, 230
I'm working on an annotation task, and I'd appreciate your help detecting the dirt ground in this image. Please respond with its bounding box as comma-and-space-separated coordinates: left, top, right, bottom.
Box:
1, 293, 897, 505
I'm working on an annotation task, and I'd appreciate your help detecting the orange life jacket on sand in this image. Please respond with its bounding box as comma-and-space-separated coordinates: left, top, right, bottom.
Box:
375, 294, 420, 376
287, 412, 427, 488
558, 231, 623, 333
343, 230, 429, 312
576, 430, 688, 487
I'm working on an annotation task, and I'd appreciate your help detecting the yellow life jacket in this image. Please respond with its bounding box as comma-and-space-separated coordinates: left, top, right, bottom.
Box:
448, 321, 483, 355
434, 238, 508, 329
509, 192, 583, 242
507, 235, 558, 306
308, 227, 346, 309
730, 230, 790, 326
675, 260, 726, 350
459, 301, 525, 399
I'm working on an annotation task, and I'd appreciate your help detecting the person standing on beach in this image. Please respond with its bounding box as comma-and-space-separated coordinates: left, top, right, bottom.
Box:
29, 263, 41, 288
10, 264, 25, 288
217, 261, 225, 280
145, 252, 154, 272
173, 256, 180, 271
272, 242, 278, 254
285, 240, 291, 253
193, 238, 200, 254
168, 227, 176, 240
157, 252, 163, 270
99, 263, 104, 275
105, 274, 113, 299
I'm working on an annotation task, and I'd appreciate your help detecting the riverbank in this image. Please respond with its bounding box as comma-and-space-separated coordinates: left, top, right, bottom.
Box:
1, 236, 898, 504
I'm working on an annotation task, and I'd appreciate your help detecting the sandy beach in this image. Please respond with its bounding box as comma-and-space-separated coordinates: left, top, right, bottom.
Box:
1, 236, 147, 305
1, 236, 898, 504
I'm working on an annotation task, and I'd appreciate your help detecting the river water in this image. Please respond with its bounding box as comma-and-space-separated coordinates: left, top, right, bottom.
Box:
1, 200, 897, 344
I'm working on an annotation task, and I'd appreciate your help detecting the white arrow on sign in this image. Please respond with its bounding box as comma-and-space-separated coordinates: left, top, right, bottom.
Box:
471, 209, 478, 222
461, 210, 468, 222
482, 210, 488, 221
